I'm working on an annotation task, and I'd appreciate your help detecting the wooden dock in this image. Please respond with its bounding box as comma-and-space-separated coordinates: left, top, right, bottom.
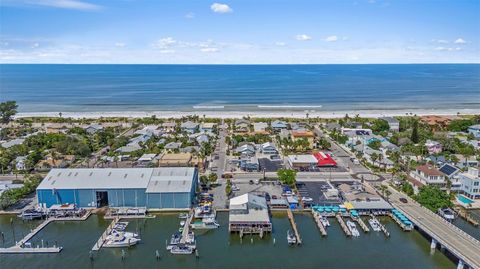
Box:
370, 215, 390, 237
355, 217, 370, 233
92, 217, 120, 251
454, 207, 479, 227
311, 211, 327, 236
287, 208, 302, 244
336, 214, 351, 237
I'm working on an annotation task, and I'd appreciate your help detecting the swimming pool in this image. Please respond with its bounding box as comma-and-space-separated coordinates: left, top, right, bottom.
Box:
457, 195, 474, 204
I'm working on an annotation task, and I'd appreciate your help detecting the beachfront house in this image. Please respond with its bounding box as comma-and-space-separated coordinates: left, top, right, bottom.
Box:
161, 122, 177, 133
425, 140, 442, 155
228, 193, 272, 235
271, 120, 288, 131
234, 119, 251, 133
85, 124, 104, 135
135, 125, 162, 136
467, 124, 480, 139
200, 122, 216, 133
253, 122, 269, 133
381, 117, 400, 132
457, 167, 480, 200
181, 121, 199, 133
410, 165, 446, 189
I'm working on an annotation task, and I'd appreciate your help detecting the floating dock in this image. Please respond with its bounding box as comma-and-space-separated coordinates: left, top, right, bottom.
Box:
336, 214, 351, 237
180, 210, 194, 244
311, 210, 327, 237
287, 208, 302, 244
92, 217, 120, 251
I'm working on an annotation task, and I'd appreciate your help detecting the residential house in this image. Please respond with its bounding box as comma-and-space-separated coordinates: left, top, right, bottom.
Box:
324, 122, 341, 132
363, 147, 394, 170
1, 138, 25, 149
85, 124, 104, 135
180, 146, 200, 153
161, 122, 177, 133
14, 156, 27, 171
439, 163, 461, 179
137, 153, 158, 166
290, 122, 308, 131
235, 143, 256, 156
200, 122, 216, 133
426, 155, 447, 166
291, 131, 315, 149
234, 119, 250, 133
260, 142, 278, 155
181, 121, 199, 133
135, 125, 162, 136
129, 133, 152, 145
425, 140, 442, 154
410, 165, 446, 189
253, 122, 269, 133
165, 142, 182, 150
116, 143, 142, 153
468, 124, 480, 139
190, 133, 210, 145
239, 157, 259, 172
457, 167, 480, 200
420, 115, 455, 130
271, 120, 288, 131
381, 117, 400, 132
453, 154, 479, 169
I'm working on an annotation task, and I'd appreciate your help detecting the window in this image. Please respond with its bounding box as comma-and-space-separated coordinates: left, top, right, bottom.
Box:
474, 182, 479, 186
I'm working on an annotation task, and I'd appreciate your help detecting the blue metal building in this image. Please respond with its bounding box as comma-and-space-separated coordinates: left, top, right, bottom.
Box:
37, 167, 198, 209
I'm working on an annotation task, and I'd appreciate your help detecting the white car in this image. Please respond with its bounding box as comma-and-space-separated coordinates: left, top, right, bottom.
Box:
302, 197, 313, 202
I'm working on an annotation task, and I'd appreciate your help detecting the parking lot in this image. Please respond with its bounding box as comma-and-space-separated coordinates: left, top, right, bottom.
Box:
258, 158, 284, 172
296, 181, 343, 205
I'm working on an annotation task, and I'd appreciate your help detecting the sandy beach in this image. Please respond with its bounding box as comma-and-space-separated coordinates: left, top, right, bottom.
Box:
15, 108, 480, 119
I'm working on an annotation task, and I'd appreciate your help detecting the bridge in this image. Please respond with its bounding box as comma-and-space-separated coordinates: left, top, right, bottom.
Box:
388, 187, 480, 269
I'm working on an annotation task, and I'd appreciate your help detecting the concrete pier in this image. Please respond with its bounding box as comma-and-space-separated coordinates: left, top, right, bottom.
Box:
287, 208, 302, 244
336, 214, 351, 237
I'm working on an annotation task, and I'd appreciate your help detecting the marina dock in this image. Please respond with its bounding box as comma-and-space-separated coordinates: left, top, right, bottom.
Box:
370, 215, 390, 237
92, 217, 120, 251
355, 217, 370, 233
311, 210, 327, 236
180, 210, 194, 244
336, 214, 351, 237
287, 208, 302, 244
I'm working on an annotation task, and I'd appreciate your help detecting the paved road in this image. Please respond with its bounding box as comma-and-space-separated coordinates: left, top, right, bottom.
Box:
389, 187, 480, 269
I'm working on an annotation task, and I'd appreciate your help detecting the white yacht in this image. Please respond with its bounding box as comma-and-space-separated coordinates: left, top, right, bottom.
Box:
170, 244, 194, 255
167, 232, 196, 250
287, 230, 297, 245
347, 220, 360, 237
438, 208, 456, 221
111, 228, 139, 239
368, 218, 382, 232
103, 233, 140, 248
190, 217, 219, 229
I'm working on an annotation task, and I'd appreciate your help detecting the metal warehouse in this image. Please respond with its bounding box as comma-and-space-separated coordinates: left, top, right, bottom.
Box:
37, 167, 198, 209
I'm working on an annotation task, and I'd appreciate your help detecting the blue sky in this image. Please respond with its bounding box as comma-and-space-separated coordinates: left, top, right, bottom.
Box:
0, 0, 479, 63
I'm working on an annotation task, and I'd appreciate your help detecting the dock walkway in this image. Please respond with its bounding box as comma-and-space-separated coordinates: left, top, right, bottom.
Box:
355, 217, 370, 233
180, 210, 194, 244
336, 214, 351, 237
92, 217, 120, 251
311, 210, 327, 236
287, 208, 302, 244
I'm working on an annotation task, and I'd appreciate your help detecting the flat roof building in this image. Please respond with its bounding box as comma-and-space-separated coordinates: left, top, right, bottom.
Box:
37, 167, 198, 209
229, 193, 272, 236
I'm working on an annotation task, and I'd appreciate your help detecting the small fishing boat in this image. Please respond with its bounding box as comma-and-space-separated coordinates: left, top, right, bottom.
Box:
170, 244, 194, 255
287, 230, 297, 245
320, 216, 330, 227
190, 217, 219, 230
368, 218, 382, 232
437, 208, 456, 222
347, 220, 360, 237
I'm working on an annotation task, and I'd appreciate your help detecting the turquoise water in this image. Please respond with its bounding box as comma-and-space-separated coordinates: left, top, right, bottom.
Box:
1, 64, 479, 112
457, 195, 474, 204
0, 213, 455, 269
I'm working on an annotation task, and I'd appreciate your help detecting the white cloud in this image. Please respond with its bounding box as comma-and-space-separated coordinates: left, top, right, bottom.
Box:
159, 49, 175, 54
325, 35, 338, 42
7, 0, 102, 11
275, 42, 286, 46
185, 12, 195, 19
454, 38, 466, 44
210, 3, 233, 13
152, 37, 177, 49
434, 46, 460, 51
295, 34, 311, 41
436, 39, 449, 44
200, 47, 219, 53
31, 43, 40, 48
114, 42, 125, 48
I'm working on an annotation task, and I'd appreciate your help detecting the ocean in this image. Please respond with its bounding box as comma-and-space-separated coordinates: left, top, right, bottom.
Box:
0, 64, 479, 115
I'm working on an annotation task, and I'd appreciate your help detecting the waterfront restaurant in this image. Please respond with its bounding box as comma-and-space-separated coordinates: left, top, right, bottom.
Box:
229, 193, 272, 236
36, 167, 198, 209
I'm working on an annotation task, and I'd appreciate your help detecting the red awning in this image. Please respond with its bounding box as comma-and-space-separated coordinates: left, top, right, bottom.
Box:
313, 152, 337, 167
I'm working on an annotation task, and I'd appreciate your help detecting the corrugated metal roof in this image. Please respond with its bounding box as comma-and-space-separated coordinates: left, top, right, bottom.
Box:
37, 167, 195, 193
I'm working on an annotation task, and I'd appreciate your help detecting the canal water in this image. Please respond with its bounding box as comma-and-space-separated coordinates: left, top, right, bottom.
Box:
453, 210, 480, 240
0, 213, 457, 269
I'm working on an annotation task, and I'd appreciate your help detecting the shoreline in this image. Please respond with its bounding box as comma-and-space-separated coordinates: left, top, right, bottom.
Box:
15, 108, 480, 119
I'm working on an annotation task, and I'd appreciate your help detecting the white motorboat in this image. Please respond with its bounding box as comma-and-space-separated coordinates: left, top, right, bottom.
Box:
438, 208, 456, 221
190, 217, 219, 230
111, 229, 139, 239
170, 244, 194, 255
320, 216, 330, 227
180, 220, 186, 226
287, 230, 297, 245
368, 218, 382, 232
166, 232, 196, 250
103, 233, 140, 248
347, 220, 360, 237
